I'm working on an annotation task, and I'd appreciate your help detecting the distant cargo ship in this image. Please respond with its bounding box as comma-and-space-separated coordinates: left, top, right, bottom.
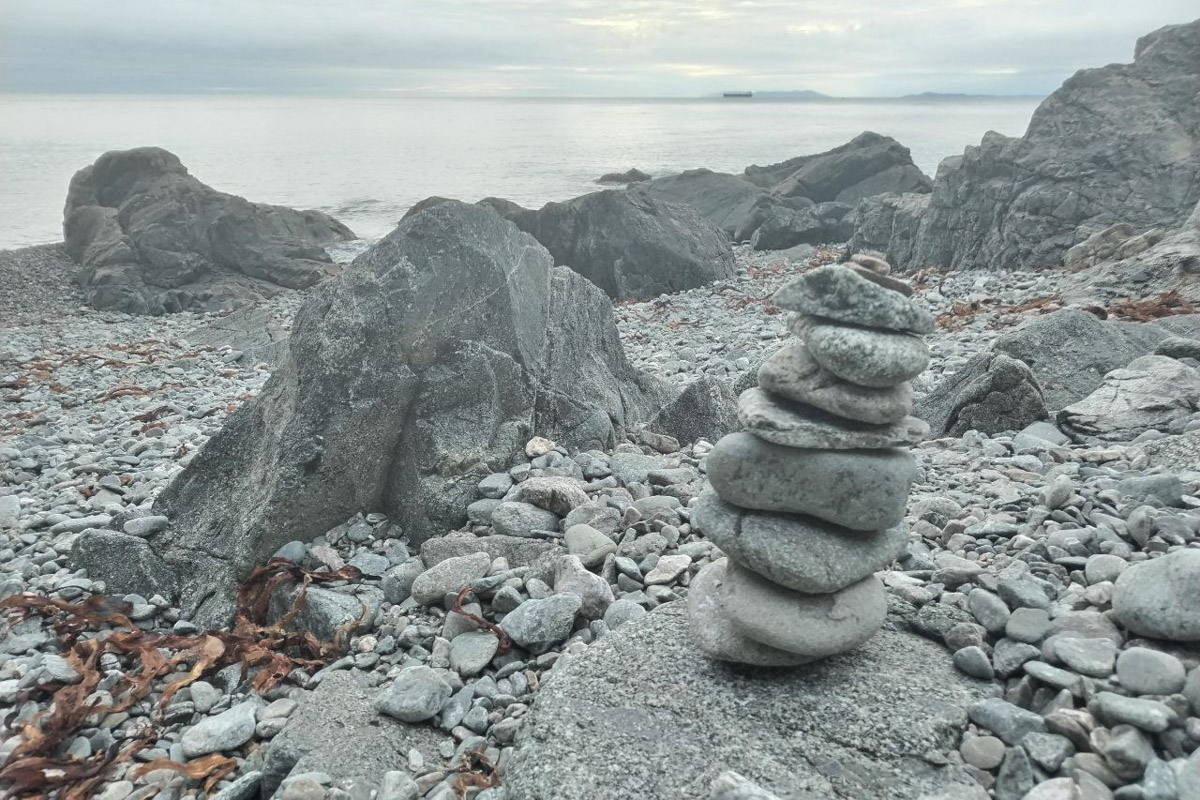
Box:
722, 91, 753, 98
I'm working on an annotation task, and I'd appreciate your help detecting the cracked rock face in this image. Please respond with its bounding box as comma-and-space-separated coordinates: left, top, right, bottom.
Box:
916, 352, 1048, 438
850, 19, 1200, 271
1058, 354, 1200, 441
63, 146, 355, 315
507, 188, 737, 300
103, 201, 666, 626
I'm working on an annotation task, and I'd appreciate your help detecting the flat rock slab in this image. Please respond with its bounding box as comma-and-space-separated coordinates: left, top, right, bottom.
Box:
261, 672, 449, 797
738, 387, 927, 449
504, 602, 991, 800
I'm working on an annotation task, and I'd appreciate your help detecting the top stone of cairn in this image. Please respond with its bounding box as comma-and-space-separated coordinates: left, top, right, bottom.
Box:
772, 264, 935, 334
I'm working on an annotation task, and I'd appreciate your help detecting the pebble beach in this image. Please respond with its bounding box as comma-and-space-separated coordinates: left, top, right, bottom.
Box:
4, 238, 1199, 799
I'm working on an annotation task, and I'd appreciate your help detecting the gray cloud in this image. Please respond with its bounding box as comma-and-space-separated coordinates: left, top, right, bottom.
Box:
2, 0, 1196, 95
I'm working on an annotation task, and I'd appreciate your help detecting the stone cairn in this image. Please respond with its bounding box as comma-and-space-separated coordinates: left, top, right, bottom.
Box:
688, 255, 936, 666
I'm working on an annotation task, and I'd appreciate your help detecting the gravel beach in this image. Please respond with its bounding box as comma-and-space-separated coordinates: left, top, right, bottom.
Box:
4, 238, 1199, 800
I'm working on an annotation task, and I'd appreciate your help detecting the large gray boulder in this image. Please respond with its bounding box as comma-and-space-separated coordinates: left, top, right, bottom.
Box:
1057, 355, 1200, 441
861, 20, 1200, 271
129, 201, 666, 625
1112, 550, 1200, 642
63, 147, 354, 314
507, 189, 735, 300
641, 169, 779, 241
645, 376, 739, 446
748, 202, 853, 251
743, 132, 933, 203
504, 602, 990, 800
992, 309, 1169, 411
639, 133, 924, 251
916, 353, 1047, 437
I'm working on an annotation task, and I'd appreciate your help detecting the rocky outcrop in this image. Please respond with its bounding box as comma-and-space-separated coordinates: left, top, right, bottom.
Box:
856, 20, 1200, 271
1061, 199, 1200, 305
504, 602, 991, 800
992, 309, 1169, 411
1057, 355, 1200, 441
641, 169, 780, 241
643, 134, 928, 251
743, 132, 933, 203
596, 168, 650, 184
1063, 224, 1167, 271
123, 201, 666, 626
509, 189, 736, 300
748, 201, 853, 251
63, 147, 354, 315
848, 193, 931, 269
916, 353, 1047, 437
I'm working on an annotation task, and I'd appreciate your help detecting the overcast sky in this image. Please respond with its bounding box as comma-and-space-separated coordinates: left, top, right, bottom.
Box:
2, 1, 1196, 97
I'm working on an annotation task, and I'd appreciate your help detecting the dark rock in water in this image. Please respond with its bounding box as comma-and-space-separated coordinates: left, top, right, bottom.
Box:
645, 376, 739, 446
261, 672, 446, 797
916, 352, 1048, 437
509, 189, 735, 300
63, 146, 354, 315
992, 309, 1168, 411
140, 201, 666, 626
743, 132, 932, 203
504, 602, 990, 800
862, 20, 1200, 271
596, 168, 651, 184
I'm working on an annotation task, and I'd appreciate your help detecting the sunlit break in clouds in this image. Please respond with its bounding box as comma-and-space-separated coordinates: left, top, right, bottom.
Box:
1, 0, 1197, 96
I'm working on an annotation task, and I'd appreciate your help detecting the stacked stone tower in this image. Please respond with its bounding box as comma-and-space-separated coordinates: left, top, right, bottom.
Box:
688, 256, 934, 666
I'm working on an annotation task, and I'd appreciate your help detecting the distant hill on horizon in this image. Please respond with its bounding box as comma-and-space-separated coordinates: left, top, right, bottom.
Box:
707, 89, 1044, 100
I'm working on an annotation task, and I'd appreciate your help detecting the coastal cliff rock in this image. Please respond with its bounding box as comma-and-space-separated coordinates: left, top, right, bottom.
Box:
852, 19, 1200, 271
107, 201, 666, 626
63, 146, 355, 315
643, 134, 927, 250
642, 169, 781, 241
848, 192, 931, 269
1061, 199, 1200, 305
743, 131, 932, 203
507, 189, 736, 300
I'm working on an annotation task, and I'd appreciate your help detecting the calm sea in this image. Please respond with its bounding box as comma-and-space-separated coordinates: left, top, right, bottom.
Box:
0, 94, 1041, 250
